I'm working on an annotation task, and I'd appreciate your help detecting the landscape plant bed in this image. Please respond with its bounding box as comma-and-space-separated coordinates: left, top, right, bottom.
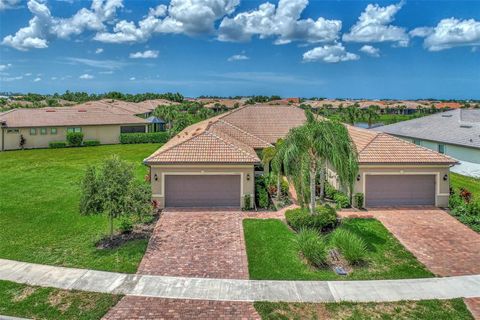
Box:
95, 214, 159, 249
254, 299, 473, 320
0, 144, 160, 273
243, 218, 433, 280
0, 280, 122, 320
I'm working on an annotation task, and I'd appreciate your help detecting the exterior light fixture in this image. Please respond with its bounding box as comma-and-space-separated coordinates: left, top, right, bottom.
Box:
443, 174, 448, 181
154, 173, 158, 181
356, 174, 361, 181
246, 174, 251, 181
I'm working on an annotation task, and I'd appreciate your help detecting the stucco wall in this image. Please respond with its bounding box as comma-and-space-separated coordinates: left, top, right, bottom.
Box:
149, 164, 255, 209
1, 124, 146, 150
402, 137, 479, 164
327, 164, 451, 207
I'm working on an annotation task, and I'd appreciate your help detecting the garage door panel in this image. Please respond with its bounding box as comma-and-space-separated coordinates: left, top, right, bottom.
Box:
165, 175, 241, 208
366, 175, 435, 207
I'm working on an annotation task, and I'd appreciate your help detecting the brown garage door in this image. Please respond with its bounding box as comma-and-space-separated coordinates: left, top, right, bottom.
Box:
165, 175, 241, 208
366, 175, 435, 207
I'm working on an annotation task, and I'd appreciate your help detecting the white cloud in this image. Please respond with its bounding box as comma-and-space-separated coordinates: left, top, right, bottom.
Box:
79, 73, 94, 79
66, 57, 126, 70
218, 0, 341, 44
33, 77, 41, 82
2, 0, 123, 50
129, 50, 159, 59
24, 72, 32, 76
129, 76, 136, 80
99, 70, 114, 74
51, 76, 57, 80
0, 75, 23, 82
95, 48, 104, 54
0, 63, 12, 71
360, 45, 380, 57
94, 0, 239, 44
0, 0, 21, 11
303, 43, 359, 63
227, 54, 249, 61
410, 18, 480, 51
343, 2, 408, 47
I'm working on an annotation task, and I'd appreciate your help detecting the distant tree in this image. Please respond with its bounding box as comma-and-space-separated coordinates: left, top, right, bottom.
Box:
362, 105, 380, 128
341, 103, 361, 125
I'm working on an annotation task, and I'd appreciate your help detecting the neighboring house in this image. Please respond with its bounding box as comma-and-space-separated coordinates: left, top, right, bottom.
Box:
0, 107, 148, 151
375, 109, 480, 178
144, 105, 456, 209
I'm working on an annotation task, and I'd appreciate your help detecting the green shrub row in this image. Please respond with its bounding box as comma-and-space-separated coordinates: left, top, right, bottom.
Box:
330, 229, 368, 264
449, 192, 480, 232
84, 140, 100, 147
353, 193, 364, 209
285, 205, 337, 232
120, 132, 170, 144
49, 140, 100, 149
296, 228, 328, 267
67, 132, 84, 147
49, 141, 67, 148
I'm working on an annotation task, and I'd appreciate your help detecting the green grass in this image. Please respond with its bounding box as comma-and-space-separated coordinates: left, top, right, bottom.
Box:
451, 173, 480, 200
0, 144, 160, 272
0, 280, 121, 320
376, 113, 424, 125
254, 299, 473, 320
243, 218, 432, 280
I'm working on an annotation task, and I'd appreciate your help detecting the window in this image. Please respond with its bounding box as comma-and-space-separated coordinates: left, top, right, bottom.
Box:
438, 144, 446, 154
67, 127, 82, 133
413, 139, 421, 145
40, 128, 47, 135
6, 129, 19, 134
51, 128, 57, 135
30, 128, 37, 135
120, 126, 146, 133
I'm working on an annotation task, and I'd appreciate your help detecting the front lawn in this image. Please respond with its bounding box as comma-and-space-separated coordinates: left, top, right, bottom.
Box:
0, 280, 121, 320
451, 173, 480, 200
0, 144, 160, 273
243, 218, 432, 280
254, 299, 473, 320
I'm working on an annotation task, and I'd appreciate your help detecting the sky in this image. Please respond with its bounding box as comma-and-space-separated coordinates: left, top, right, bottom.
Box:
0, 0, 479, 99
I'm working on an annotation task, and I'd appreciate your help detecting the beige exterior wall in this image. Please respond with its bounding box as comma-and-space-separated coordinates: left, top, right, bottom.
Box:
1, 124, 146, 151
149, 164, 255, 209
327, 164, 451, 207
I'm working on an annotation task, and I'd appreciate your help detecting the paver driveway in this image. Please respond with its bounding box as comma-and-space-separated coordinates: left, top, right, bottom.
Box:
340, 208, 480, 318
104, 209, 260, 320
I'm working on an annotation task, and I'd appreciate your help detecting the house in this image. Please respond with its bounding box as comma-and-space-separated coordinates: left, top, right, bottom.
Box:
144, 105, 456, 209
0, 107, 148, 151
375, 109, 480, 178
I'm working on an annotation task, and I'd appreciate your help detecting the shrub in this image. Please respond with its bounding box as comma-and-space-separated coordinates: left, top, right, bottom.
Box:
296, 228, 328, 267
49, 141, 67, 148
333, 192, 350, 208
281, 180, 289, 196
459, 188, 473, 203
119, 216, 133, 234
67, 132, 84, 147
353, 193, 364, 209
120, 132, 170, 144
330, 229, 367, 265
84, 139, 100, 147
325, 183, 337, 199
285, 205, 337, 232
257, 187, 270, 208
243, 194, 252, 211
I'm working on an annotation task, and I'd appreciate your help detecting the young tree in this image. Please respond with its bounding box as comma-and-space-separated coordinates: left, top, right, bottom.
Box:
79, 155, 152, 239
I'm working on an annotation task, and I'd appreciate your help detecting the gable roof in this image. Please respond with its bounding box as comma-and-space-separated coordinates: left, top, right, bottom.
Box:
145, 104, 456, 165
375, 109, 480, 150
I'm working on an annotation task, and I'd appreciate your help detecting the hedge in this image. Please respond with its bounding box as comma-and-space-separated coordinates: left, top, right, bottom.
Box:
84, 140, 100, 147
285, 205, 337, 232
120, 132, 170, 144
49, 141, 67, 148
67, 132, 84, 147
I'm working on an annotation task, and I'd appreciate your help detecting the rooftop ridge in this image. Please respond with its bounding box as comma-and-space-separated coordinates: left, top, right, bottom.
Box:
205, 130, 259, 161
216, 119, 273, 147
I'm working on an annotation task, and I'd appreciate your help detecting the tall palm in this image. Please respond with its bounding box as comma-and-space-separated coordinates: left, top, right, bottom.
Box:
281, 110, 358, 214
362, 105, 380, 128
265, 139, 285, 199
197, 107, 213, 120
342, 103, 361, 125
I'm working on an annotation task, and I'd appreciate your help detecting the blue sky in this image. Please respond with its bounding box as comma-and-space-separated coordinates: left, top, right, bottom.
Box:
0, 0, 479, 99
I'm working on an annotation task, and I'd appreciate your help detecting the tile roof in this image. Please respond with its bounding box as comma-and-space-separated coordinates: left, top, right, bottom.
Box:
375, 109, 480, 149
145, 104, 456, 165
0, 107, 148, 127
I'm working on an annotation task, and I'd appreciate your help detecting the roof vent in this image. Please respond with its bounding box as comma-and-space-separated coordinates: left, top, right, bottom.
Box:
441, 114, 452, 117
46, 109, 56, 112
78, 109, 87, 112
460, 125, 472, 128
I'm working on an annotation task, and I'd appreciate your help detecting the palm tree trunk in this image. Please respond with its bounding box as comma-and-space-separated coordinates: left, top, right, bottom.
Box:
319, 167, 325, 201
309, 166, 316, 215
277, 174, 281, 199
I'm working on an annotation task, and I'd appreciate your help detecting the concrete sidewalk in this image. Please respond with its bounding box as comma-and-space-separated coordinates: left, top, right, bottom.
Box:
1, 258, 479, 303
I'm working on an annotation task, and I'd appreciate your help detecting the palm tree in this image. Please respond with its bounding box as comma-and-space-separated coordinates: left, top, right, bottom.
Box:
262, 139, 285, 199
197, 107, 213, 120
280, 110, 358, 214
362, 105, 380, 128
342, 103, 361, 125
154, 105, 179, 129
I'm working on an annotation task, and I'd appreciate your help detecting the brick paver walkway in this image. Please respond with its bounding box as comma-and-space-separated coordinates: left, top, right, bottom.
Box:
104, 209, 259, 319
340, 208, 480, 320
